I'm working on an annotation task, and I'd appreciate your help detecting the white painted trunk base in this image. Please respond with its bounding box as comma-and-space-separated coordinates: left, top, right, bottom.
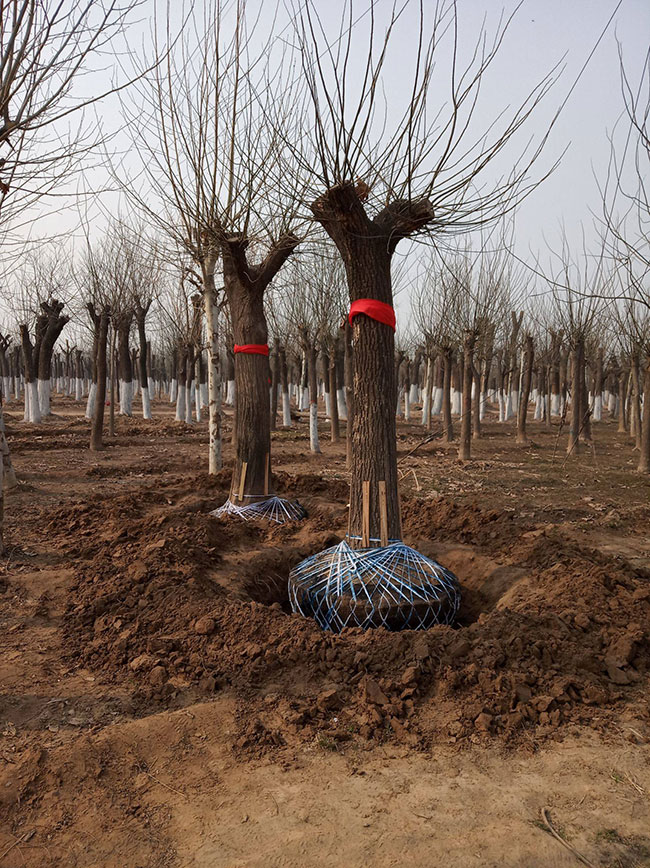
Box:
194, 384, 201, 422
85, 383, 97, 419
336, 388, 347, 421
119, 380, 133, 416
592, 394, 602, 422
38, 379, 51, 416
309, 403, 321, 453
28, 381, 41, 423
175, 384, 186, 421
432, 386, 443, 416
421, 391, 430, 425
282, 391, 292, 427
142, 386, 152, 420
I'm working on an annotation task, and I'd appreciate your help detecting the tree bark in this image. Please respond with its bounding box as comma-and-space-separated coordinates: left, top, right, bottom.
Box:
36, 300, 69, 416
329, 340, 340, 443
343, 319, 354, 468
639, 354, 650, 473
222, 233, 298, 500
516, 333, 534, 445
311, 184, 434, 545
116, 312, 134, 416
442, 348, 454, 442
270, 339, 280, 431
458, 331, 474, 460
306, 342, 321, 453
135, 304, 151, 420
567, 338, 584, 456
90, 308, 109, 451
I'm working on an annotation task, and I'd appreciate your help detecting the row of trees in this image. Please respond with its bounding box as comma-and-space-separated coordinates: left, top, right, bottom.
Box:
5, 259, 649, 474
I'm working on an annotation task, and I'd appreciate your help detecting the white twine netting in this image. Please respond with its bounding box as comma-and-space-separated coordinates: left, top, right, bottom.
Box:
288, 539, 461, 632
210, 495, 307, 524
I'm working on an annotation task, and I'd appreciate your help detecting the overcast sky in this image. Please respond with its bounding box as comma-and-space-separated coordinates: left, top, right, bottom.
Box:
2, 0, 649, 329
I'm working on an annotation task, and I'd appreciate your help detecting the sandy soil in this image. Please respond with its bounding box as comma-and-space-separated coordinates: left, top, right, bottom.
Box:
1, 398, 649, 867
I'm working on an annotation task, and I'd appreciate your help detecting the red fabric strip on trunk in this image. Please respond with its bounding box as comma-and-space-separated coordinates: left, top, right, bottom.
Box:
348, 299, 396, 331
233, 344, 269, 356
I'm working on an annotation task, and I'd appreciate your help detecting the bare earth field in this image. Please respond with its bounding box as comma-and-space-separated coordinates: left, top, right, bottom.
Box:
1, 399, 649, 867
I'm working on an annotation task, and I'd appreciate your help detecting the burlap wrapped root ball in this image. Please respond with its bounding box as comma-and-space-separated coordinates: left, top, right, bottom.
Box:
288, 540, 461, 632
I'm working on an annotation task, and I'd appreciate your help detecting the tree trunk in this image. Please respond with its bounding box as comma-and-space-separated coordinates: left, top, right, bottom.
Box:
203, 271, 222, 474
136, 311, 151, 420
639, 354, 650, 473
279, 346, 291, 427
36, 300, 68, 416
329, 343, 340, 443
458, 332, 474, 460
184, 343, 195, 424
20, 325, 41, 424
471, 364, 481, 440
270, 339, 280, 431
592, 347, 603, 422
617, 370, 628, 433
109, 326, 116, 437
567, 338, 583, 456
117, 315, 133, 417
90, 309, 109, 451
222, 233, 297, 499
227, 281, 271, 499
516, 334, 534, 445
313, 214, 398, 541
442, 348, 453, 442
631, 361, 643, 451
344, 320, 354, 468
175, 346, 187, 422
307, 342, 321, 453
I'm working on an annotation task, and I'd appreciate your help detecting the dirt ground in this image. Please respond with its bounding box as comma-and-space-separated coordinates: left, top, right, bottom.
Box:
1, 397, 649, 867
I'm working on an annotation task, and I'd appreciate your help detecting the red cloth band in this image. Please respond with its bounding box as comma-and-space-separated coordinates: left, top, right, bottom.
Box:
234, 344, 269, 356
348, 299, 396, 331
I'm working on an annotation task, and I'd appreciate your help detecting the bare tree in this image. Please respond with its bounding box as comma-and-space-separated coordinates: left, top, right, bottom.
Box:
287, 0, 560, 545
0, 0, 146, 243
119, 0, 305, 493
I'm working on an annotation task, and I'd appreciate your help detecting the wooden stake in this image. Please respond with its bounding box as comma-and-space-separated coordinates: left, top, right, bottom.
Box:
362, 480, 370, 547
378, 481, 388, 547
263, 452, 269, 496
238, 461, 247, 502
397, 485, 403, 539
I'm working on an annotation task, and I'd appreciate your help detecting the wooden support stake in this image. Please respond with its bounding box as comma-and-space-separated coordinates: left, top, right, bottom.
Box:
378, 481, 388, 547
263, 452, 269, 496
238, 461, 247, 503
362, 480, 370, 547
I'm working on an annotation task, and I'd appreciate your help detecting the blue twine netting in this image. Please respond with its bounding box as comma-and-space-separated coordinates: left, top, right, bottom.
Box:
288, 539, 461, 632
210, 495, 306, 524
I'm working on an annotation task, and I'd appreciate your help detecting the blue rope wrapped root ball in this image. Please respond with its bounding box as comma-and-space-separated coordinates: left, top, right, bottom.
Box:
288, 540, 461, 633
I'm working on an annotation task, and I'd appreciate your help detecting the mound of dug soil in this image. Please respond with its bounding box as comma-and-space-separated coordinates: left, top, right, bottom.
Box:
61, 477, 650, 753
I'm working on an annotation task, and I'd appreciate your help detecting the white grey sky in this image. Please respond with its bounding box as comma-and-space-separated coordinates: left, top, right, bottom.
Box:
2, 0, 649, 328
